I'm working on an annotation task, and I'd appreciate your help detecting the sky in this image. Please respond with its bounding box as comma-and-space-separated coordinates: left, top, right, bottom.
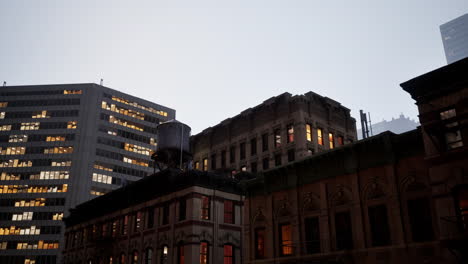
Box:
1, 0, 467, 134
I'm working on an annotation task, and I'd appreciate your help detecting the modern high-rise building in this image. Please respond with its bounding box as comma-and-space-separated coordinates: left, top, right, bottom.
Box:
440, 13, 468, 64
0, 84, 175, 264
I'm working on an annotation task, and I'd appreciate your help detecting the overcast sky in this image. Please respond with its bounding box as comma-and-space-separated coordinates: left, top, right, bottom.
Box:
1, 1, 467, 134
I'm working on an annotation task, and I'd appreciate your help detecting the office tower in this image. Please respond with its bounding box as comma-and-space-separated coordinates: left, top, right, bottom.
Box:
0, 84, 175, 264
440, 13, 468, 64
191, 92, 357, 174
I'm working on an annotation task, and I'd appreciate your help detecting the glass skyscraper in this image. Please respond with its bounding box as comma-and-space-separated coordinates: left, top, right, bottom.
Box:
0, 84, 175, 264
440, 13, 468, 64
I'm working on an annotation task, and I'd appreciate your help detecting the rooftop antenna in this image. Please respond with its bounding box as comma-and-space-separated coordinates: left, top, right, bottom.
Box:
368, 112, 373, 136
2, 81, 6, 87
360, 110, 369, 139
100, 79, 103, 86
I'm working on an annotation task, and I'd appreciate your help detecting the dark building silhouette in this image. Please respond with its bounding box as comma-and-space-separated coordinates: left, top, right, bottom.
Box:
243, 58, 468, 263
191, 92, 357, 175
357, 114, 419, 139
0, 84, 174, 264
441, 13, 468, 64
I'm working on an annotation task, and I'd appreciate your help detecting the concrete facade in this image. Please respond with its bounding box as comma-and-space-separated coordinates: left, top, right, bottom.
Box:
191, 92, 357, 175
0, 84, 175, 264
440, 13, 468, 64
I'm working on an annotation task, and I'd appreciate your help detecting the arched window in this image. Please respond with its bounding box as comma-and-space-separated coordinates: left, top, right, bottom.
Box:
120, 253, 126, 264
200, 241, 209, 264
177, 242, 185, 264
223, 244, 234, 264
160, 245, 169, 264
144, 248, 153, 264
132, 251, 138, 264
109, 256, 113, 264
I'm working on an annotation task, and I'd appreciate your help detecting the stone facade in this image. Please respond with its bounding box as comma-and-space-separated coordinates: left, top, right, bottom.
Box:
63, 170, 244, 264
191, 92, 357, 174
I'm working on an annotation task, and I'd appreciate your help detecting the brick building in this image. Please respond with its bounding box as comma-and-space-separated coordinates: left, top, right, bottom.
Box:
190, 92, 357, 175
62, 169, 244, 264
243, 58, 468, 263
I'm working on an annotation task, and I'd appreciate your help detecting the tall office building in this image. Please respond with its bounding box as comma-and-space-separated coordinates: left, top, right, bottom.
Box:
0, 84, 175, 264
440, 13, 468, 64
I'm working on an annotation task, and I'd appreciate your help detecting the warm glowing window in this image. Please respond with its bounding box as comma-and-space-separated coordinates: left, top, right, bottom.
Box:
328, 133, 334, 149
67, 121, 77, 129
161, 245, 169, 263
178, 243, 185, 264
102, 101, 146, 120
224, 200, 234, 224
124, 143, 152, 156
317, 129, 323, 145
109, 115, 143, 131
13, 198, 46, 207
274, 129, 281, 148
306, 124, 312, 142
20, 122, 40, 130
0, 184, 68, 194
201, 196, 210, 220
200, 242, 209, 264
195, 161, 200, 170
12, 212, 33, 221
0, 146, 26, 155
64, 90, 82, 94
51, 160, 72, 167
123, 156, 149, 167
52, 213, 63, 221
202, 158, 208, 171
279, 223, 293, 256
0, 112, 4, 119
223, 245, 233, 264
0, 102, 7, 108
132, 251, 138, 264
33, 171, 69, 180
110, 95, 168, 117
255, 228, 265, 259
32, 110, 50, 118
44, 146, 74, 154
94, 163, 113, 172
0, 125, 11, 131
0, 226, 41, 236
46, 136, 66, 142
8, 135, 27, 143
287, 124, 294, 143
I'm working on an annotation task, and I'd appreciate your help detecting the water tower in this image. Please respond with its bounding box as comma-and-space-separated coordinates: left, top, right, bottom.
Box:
152, 120, 192, 170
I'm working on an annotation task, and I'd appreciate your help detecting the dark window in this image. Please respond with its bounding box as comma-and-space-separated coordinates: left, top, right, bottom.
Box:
144, 248, 153, 264
274, 129, 281, 148
279, 223, 293, 256
200, 242, 209, 264
335, 211, 353, 250
262, 134, 269, 152
147, 207, 155, 229
221, 150, 226, 168
455, 187, 468, 231
408, 198, 434, 242
262, 158, 269, 170
162, 204, 170, 225
122, 215, 129, 235
440, 108, 463, 149
179, 198, 186, 221
224, 200, 234, 224
338, 136, 344, 146
223, 244, 234, 264
305, 217, 320, 254
255, 228, 265, 259
201, 196, 210, 220
368, 205, 390, 246
240, 142, 246, 160
287, 124, 294, 143
211, 154, 216, 170
251, 162, 257, 173
275, 154, 282, 166
287, 149, 295, 162
250, 138, 257, 155
230, 146, 236, 163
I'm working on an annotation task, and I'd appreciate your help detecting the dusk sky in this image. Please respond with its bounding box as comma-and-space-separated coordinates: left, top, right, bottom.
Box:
1, 1, 467, 134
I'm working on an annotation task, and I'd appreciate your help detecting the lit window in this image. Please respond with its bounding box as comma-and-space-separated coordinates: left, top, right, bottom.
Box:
279, 223, 293, 256
109, 115, 143, 131
32, 110, 50, 118
67, 121, 77, 129
102, 101, 146, 120
0, 146, 26, 155
123, 156, 149, 167
161, 245, 169, 264
255, 228, 265, 259
110, 95, 168, 117
0, 112, 4, 119
306, 124, 312, 142
274, 129, 281, 148
201, 196, 210, 220
178, 243, 185, 264
51, 160, 72, 167
20, 122, 40, 130
241, 166, 247, 172
64, 90, 82, 94
0, 125, 11, 131
44, 146, 74, 154
46, 136, 65, 142
223, 244, 233, 264
124, 143, 153, 156
92, 173, 113, 184
8, 135, 28, 143
200, 242, 209, 264
94, 163, 113, 172
202, 158, 208, 171
132, 251, 138, 264
0, 102, 8, 108
195, 161, 200, 170
12, 212, 33, 221
287, 124, 294, 143
328, 133, 334, 149
317, 129, 323, 145
13, 198, 46, 207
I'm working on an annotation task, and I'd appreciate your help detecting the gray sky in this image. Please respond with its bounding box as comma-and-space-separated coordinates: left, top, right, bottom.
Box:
1, 1, 467, 134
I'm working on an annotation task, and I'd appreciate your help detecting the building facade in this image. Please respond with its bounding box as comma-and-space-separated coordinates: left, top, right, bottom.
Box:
243, 57, 468, 263
440, 13, 468, 64
191, 92, 357, 175
63, 169, 244, 264
0, 84, 175, 264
